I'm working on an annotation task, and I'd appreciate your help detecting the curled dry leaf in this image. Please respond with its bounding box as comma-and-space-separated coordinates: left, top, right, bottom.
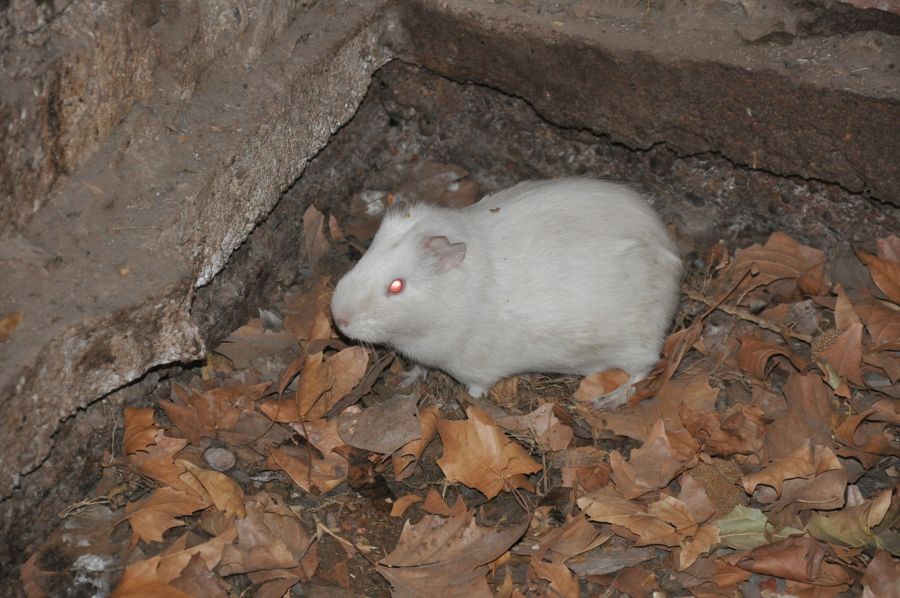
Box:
806, 488, 894, 551
124, 487, 210, 544
736, 336, 805, 380
743, 443, 847, 514
729, 535, 852, 587
375, 507, 528, 598
728, 232, 826, 297
683, 403, 766, 457
820, 322, 865, 386
835, 399, 900, 467
392, 405, 440, 481
855, 247, 900, 304
298, 346, 368, 420
714, 505, 803, 551
302, 205, 331, 271
436, 405, 542, 499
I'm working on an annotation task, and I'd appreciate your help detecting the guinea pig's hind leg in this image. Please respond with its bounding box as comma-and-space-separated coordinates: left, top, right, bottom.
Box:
466, 383, 488, 398
590, 370, 650, 411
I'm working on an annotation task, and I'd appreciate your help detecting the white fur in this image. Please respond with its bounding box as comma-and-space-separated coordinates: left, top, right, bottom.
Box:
331, 179, 682, 400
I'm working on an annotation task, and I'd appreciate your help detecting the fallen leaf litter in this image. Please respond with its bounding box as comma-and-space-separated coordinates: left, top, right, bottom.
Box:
20, 167, 900, 597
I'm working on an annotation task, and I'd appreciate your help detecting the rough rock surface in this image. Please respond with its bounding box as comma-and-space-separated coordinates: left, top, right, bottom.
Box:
0, 0, 897, 581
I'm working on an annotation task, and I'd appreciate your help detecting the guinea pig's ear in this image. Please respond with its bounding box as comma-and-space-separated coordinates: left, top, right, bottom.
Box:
422, 235, 466, 272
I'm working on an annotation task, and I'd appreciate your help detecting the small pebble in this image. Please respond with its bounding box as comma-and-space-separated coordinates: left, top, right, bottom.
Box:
203, 447, 236, 471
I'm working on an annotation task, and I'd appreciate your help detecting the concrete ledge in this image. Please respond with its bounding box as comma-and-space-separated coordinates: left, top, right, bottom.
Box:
388, 0, 900, 203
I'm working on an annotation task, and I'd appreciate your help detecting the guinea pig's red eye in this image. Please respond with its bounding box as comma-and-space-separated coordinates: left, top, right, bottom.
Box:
388, 278, 404, 295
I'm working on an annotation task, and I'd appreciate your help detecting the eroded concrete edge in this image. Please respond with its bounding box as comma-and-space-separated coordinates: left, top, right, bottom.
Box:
0, 1, 392, 498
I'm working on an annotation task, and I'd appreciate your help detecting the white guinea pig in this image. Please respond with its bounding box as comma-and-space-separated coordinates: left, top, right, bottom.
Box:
331, 178, 682, 405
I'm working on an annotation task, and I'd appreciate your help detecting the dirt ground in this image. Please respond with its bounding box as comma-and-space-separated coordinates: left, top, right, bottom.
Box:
17, 62, 900, 595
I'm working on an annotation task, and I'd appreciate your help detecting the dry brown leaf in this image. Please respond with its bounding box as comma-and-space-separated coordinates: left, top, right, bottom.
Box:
302, 205, 331, 271
729, 535, 852, 586
422, 488, 462, 517
683, 403, 766, 457
497, 402, 574, 452
743, 443, 847, 514
215, 319, 297, 370
729, 232, 826, 296
219, 493, 312, 576
737, 336, 805, 380
0, 311, 23, 342
124, 487, 210, 544
170, 554, 231, 598
390, 494, 423, 517
820, 322, 865, 386
295, 351, 336, 417
258, 397, 302, 423
123, 407, 160, 455
126, 430, 191, 491
835, 399, 900, 466
877, 235, 900, 263
113, 527, 238, 595
338, 393, 420, 455
536, 516, 612, 564
375, 507, 528, 598
161, 382, 268, 444
529, 559, 580, 598
807, 488, 893, 549
574, 369, 630, 402
677, 555, 751, 592
304, 346, 368, 420
392, 405, 440, 481
862, 550, 900, 598
577, 490, 680, 547
267, 418, 348, 494
283, 280, 332, 342
436, 405, 542, 499
247, 543, 320, 598
555, 445, 610, 493
854, 297, 900, 347
765, 371, 834, 460
834, 284, 862, 332
855, 247, 900, 303
609, 418, 698, 498
177, 460, 246, 518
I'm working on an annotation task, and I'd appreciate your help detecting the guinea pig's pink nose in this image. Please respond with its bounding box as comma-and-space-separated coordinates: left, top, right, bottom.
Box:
334, 314, 350, 329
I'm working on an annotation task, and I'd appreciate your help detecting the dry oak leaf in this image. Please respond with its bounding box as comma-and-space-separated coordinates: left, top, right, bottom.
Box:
862, 550, 900, 598
743, 443, 847, 513
215, 319, 297, 370
302, 204, 331, 271
436, 405, 542, 499
112, 527, 238, 597
533, 515, 612, 564
609, 418, 698, 499
177, 460, 246, 518
338, 393, 421, 455
855, 246, 900, 304
218, 493, 313, 576
807, 487, 894, 550
124, 487, 211, 543
375, 507, 529, 598
713, 505, 803, 551
729, 535, 852, 587
497, 402, 575, 452
683, 403, 766, 457
834, 284, 862, 332
422, 488, 458, 516
853, 297, 900, 347
267, 418, 348, 494
283, 278, 333, 342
